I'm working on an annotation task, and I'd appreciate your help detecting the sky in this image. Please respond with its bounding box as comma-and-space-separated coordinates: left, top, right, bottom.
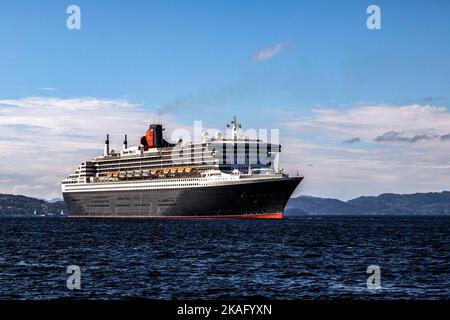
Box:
0, 0, 449, 200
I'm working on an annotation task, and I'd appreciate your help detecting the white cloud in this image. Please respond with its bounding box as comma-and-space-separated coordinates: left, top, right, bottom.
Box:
284, 104, 450, 141
0, 97, 183, 199
279, 104, 450, 200
251, 42, 285, 62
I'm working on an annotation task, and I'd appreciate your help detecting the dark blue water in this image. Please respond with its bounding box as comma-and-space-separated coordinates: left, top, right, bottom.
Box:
0, 216, 449, 300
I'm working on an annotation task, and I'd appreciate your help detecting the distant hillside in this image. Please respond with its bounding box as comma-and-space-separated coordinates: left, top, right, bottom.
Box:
285, 191, 450, 216
0, 194, 66, 216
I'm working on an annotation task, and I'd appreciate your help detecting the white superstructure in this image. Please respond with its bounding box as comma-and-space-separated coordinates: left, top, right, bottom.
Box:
62, 117, 283, 193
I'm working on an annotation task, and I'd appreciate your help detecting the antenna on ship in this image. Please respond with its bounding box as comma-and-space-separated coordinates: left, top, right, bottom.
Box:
123, 134, 128, 150
104, 134, 110, 156
230, 115, 241, 140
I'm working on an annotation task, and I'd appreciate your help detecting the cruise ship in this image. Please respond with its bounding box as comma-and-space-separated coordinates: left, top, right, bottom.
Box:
61, 117, 303, 218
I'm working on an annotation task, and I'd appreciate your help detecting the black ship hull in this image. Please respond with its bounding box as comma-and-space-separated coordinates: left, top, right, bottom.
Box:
63, 176, 302, 219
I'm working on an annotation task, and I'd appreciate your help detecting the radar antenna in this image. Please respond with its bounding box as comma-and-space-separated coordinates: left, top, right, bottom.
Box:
229, 115, 241, 140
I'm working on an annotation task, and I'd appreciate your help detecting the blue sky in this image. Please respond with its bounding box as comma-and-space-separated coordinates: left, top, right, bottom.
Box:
0, 0, 449, 199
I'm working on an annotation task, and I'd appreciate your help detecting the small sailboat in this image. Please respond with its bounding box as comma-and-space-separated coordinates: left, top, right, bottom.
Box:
33, 209, 37, 216
60, 210, 64, 216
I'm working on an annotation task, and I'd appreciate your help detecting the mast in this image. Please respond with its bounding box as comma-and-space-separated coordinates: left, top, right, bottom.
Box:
122, 134, 128, 150
104, 134, 110, 156
231, 115, 241, 140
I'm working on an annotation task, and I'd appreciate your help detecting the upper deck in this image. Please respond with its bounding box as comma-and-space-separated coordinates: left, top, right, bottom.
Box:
62, 117, 283, 186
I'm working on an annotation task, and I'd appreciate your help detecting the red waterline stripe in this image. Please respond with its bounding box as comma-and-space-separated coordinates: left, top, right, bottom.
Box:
69, 213, 283, 219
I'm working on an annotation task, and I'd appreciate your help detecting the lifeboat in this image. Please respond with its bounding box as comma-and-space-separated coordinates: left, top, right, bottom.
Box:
150, 169, 158, 175
163, 168, 170, 174
134, 170, 142, 177
177, 168, 184, 173
112, 172, 119, 178
185, 168, 192, 173
119, 172, 126, 179
142, 170, 150, 177
106, 172, 113, 177
126, 171, 133, 178
170, 168, 177, 174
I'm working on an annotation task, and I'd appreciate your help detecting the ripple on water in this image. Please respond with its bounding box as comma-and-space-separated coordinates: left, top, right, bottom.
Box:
0, 216, 449, 299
